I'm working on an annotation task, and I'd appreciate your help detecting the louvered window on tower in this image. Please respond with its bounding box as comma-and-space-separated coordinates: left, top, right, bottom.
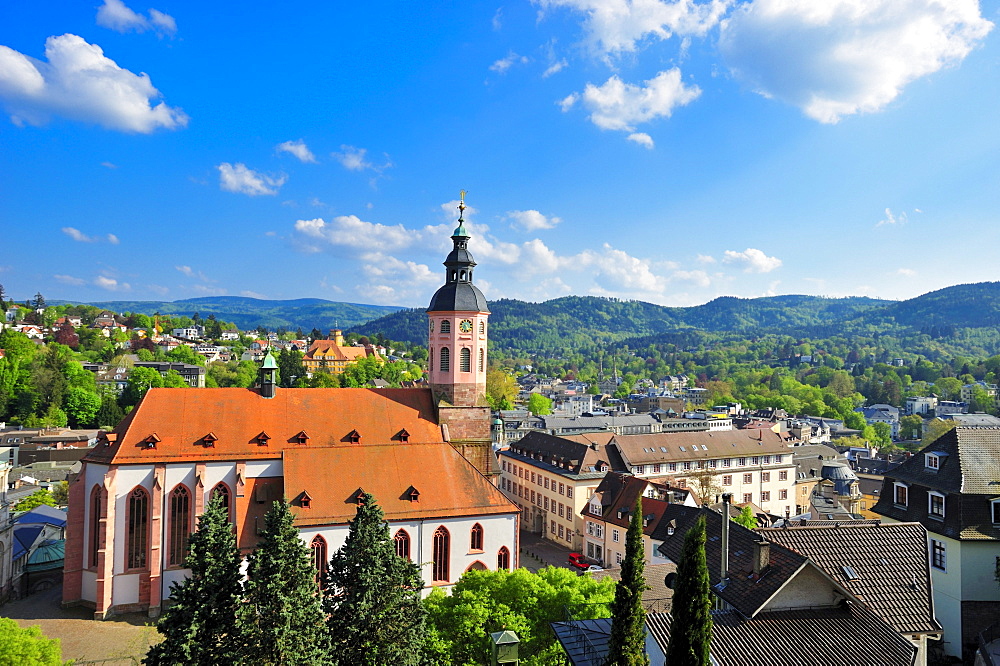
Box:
460, 348, 471, 372
440, 320, 451, 334
440, 347, 450, 371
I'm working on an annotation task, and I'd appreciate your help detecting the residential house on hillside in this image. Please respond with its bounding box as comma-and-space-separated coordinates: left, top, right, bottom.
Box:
873, 426, 1000, 661
906, 396, 938, 416
857, 403, 901, 438
302, 329, 380, 375
960, 381, 999, 409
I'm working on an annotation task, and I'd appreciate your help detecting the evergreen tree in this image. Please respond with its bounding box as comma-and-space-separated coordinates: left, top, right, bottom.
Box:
664, 515, 712, 666
242, 499, 329, 665
605, 497, 649, 666
145, 496, 243, 666
324, 493, 427, 666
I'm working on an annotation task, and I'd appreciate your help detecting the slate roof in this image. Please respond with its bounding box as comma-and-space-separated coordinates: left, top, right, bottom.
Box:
589, 562, 676, 611
504, 430, 615, 477
873, 426, 1000, 540
581, 473, 680, 534
283, 443, 517, 526
645, 604, 916, 666
654, 505, 819, 618
84, 387, 445, 464
758, 522, 940, 634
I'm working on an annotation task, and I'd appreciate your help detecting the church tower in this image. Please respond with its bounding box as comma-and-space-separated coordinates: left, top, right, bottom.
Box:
428, 192, 496, 477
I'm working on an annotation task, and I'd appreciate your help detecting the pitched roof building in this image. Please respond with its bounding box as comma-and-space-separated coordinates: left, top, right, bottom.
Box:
301, 329, 379, 375
62, 210, 517, 619
873, 426, 1000, 661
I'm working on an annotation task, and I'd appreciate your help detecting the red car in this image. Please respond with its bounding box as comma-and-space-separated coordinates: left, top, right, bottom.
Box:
568, 552, 602, 571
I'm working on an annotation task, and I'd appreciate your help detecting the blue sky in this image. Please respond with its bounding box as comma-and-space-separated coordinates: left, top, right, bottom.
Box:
2, 0, 1000, 308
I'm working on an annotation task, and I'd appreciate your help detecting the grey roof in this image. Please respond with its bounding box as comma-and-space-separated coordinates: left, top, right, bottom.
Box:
589, 562, 676, 612
939, 413, 1000, 426
886, 426, 1000, 495
550, 618, 612, 666
645, 605, 916, 666
758, 522, 940, 635
427, 281, 489, 313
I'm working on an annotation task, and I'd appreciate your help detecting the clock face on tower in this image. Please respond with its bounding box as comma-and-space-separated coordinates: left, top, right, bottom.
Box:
459, 319, 473, 333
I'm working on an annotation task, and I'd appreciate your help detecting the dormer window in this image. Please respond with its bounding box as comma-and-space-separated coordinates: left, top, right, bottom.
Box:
294, 430, 309, 444
352, 489, 366, 505
893, 482, 909, 507
590, 502, 602, 517
142, 434, 160, 449
397, 429, 410, 443
347, 430, 361, 444
202, 432, 218, 447
925, 453, 945, 470
255, 431, 270, 446
299, 491, 312, 509
406, 486, 420, 502
991, 499, 1000, 525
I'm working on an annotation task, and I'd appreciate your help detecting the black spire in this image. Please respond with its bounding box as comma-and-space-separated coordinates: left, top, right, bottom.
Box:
427, 191, 489, 313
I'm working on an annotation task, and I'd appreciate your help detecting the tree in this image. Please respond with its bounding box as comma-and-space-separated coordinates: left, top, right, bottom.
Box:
923, 418, 956, 446
664, 515, 712, 666
732, 505, 757, 529
242, 500, 328, 665
277, 349, 305, 388
605, 497, 649, 666
145, 496, 244, 666
0, 618, 65, 665
63, 386, 100, 427
324, 493, 426, 665
899, 414, 923, 440
51, 481, 69, 506
688, 469, 722, 505
122, 366, 163, 405
486, 370, 518, 411
424, 567, 615, 665
527, 393, 552, 416
32, 292, 45, 310
162, 370, 188, 388
53, 322, 79, 349
14, 489, 56, 512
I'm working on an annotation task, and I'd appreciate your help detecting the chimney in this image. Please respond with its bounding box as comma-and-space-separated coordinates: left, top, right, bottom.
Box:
721, 492, 732, 586
753, 540, 770, 574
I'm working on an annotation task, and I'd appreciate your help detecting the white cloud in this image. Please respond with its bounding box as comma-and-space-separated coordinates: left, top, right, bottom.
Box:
189, 285, 227, 296
97, 0, 177, 36
563, 69, 700, 132
0, 34, 188, 132
896, 267, 917, 277
294, 216, 419, 253
696, 253, 716, 264
722, 247, 782, 273
332, 145, 392, 174
276, 139, 317, 163
493, 7, 504, 30
107, 234, 120, 244
876, 207, 908, 227
147, 284, 169, 296
62, 227, 96, 243
101, 161, 117, 169
670, 269, 711, 286
54, 274, 86, 286
94, 275, 130, 291
174, 265, 213, 282
240, 290, 267, 299
217, 162, 286, 196
627, 132, 654, 148
543, 59, 569, 77
540, 0, 730, 57
506, 209, 562, 231
490, 51, 529, 74
719, 0, 993, 123
359, 252, 439, 284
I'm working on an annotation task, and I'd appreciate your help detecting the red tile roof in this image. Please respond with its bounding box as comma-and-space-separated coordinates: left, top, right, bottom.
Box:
85, 387, 446, 464
284, 443, 517, 526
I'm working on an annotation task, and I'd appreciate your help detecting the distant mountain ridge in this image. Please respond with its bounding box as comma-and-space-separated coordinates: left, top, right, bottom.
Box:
50, 296, 403, 332
49, 281, 1000, 358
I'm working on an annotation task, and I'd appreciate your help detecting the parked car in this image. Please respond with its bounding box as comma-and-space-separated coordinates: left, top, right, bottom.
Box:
568, 552, 601, 571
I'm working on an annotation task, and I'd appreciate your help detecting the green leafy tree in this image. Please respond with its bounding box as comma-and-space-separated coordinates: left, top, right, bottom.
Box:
605, 497, 649, 666
242, 500, 329, 665
167, 344, 205, 367
122, 366, 163, 405
324, 493, 426, 665
277, 349, 306, 388
527, 392, 552, 416
95, 390, 125, 429
15, 489, 56, 512
923, 419, 956, 446
0, 618, 66, 665
424, 567, 615, 665
664, 515, 712, 666
162, 369, 188, 388
63, 386, 101, 427
899, 414, 923, 440
732, 505, 757, 529
51, 481, 69, 506
145, 496, 244, 666
486, 370, 518, 410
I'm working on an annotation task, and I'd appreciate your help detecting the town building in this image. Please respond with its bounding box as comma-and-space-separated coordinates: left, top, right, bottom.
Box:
873, 426, 1000, 661
960, 381, 999, 409
856, 403, 901, 438
301, 329, 380, 376
63, 213, 518, 618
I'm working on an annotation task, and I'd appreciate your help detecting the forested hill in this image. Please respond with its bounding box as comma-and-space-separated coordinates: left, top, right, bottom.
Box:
351, 282, 1000, 359
50, 296, 402, 332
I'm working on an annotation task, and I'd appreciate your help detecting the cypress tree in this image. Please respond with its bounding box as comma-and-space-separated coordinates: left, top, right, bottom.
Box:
664, 515, 713, 666
605, 496, 650, 666
324, 493, 426, 666
145, 495, 243, 665
242, 499, 329, 665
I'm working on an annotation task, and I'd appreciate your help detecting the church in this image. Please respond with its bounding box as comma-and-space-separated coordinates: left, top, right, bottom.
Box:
62, 201, 517, 618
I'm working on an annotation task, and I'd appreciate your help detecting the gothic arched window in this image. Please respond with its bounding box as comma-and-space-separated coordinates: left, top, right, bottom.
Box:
440, 347, 450, 372
168, 485, 192, 567
460, 348, 471, 372
498, 546, 511, 570
311, 535, 328, 588
126, 487, 149, 570
89, 485, 102, 569
470, 523, 484, 551
212, 483, 232, 521
433, 526, 450, 582
394, 529, 411, 560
